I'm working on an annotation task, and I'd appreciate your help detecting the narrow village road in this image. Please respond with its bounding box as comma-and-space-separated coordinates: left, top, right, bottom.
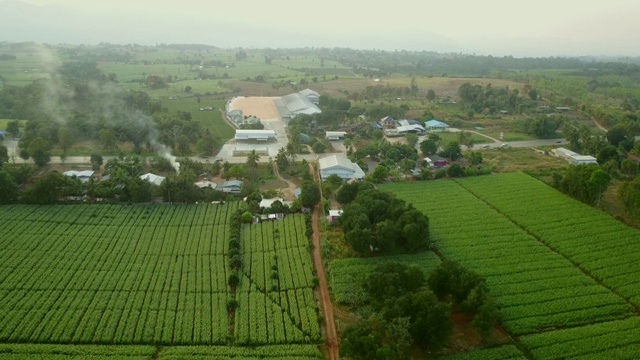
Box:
312, 203, 339, 360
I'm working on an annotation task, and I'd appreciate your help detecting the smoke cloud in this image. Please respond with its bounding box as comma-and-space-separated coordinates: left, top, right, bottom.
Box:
35, 45, 180, 173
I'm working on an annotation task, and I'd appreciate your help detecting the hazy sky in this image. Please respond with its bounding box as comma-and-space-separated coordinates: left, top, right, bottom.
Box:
4, 0, 640, 56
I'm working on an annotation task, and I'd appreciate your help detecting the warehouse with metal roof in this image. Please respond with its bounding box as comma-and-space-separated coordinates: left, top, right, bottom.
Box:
318, 155, 365, 181
274, 90, 322, 123
235, 129, 277, 142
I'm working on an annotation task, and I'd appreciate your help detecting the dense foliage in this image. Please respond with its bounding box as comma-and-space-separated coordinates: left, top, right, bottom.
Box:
337, 183, 429, 254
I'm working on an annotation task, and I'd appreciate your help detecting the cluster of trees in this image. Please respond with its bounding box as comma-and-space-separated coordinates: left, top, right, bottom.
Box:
341, 261, 498, 359
337, 182, 429, 254
0, 61, 218, 167
523, 115, 561, 138
457, 82, 529, 115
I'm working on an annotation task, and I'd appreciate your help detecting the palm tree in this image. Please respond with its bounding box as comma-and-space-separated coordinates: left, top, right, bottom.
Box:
246, 150, 260, 168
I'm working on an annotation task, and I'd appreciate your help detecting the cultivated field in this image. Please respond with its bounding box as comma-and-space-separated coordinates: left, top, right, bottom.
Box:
383, 173, 640, 358
0, 203, 321, 357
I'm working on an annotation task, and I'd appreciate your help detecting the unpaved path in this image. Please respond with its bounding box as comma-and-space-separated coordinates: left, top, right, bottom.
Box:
312, 203, 339, 360
272, 162, 297, 201
591, 117, 608, 132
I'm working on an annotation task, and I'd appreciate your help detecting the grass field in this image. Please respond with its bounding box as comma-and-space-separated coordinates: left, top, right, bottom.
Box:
161, 98, 235, 146
0, 204, 320, 350
382, 173, 640, 357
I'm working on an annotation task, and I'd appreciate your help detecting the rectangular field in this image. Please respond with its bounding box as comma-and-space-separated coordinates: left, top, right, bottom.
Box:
0, 204, 319, 349
382, 177, 638, 337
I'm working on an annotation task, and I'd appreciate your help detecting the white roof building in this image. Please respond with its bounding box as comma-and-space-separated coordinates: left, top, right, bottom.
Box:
274, 91, 322, 122
570, 155, 598, 165
553, 147, 578, 159
140, 173, 165, 186
235, 129, 277, 142
319, 155, 365, 181
326, 131, 347, 141
298, 88, 320, 104
195, 181, 217, 189
63, 170, 94, 183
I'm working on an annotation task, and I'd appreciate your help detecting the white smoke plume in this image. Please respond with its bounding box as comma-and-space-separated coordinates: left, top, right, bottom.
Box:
34, 44, 181, 173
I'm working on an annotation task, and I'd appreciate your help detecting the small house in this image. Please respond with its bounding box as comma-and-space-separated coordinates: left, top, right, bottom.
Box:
425, 120, 449, 132
195, 181, 217, 189
63, 170, 95, 183
380, 116, 396, 129
427, 155, 447, 168
570, 155, 598, 165
326, 131, 347, 141
220, 180, 243, 194
327, 209, 343, 224
140, 173, 165, 186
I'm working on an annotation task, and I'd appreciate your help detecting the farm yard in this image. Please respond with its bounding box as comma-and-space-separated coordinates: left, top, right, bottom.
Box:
382, 173, 640, 359
0, 203, 322, 358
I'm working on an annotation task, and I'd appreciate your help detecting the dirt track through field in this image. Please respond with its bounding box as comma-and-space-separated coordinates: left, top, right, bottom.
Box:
312, 203, 339, 360
272, 160, 339, 359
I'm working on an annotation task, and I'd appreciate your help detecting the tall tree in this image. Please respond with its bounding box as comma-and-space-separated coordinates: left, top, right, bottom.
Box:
28, 137, 52, 167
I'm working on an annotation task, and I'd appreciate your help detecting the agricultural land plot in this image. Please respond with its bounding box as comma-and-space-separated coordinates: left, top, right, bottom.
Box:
519, 317, 640, 360
443, 344, 526, 360
161, 98, 234, 146
0, 203, 240, 345
382, 180, 636, 337
454, 172, 640, 307
236, 215, 321, 345
329, 252, 441, 305
0, 343, 323, 360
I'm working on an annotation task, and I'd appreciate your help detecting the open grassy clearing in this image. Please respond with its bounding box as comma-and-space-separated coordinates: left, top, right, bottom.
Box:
161, 98, 234, 145
482, 148, 570, 172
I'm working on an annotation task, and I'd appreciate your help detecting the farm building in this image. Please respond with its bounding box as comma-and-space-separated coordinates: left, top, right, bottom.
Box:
397, 119, 425, 133
274, 91, 322, 122
227, 109, 243, 123
195, 181, 217, 189
140, 173, 165, 186
326, 131, 347, 141
426, 155, 447, 168
235, 129, 277, 142
380, 116, 396, 128
327, 209, 343, 224
234, 115, 261, 127
319, 155, 366, 181
199, 106, 213, 111
553, 147, 578, 159
425, 120, 450, 132
570, 155, 598, 165
555, 106, 571, 112
298, 88, 320, 104
259, 197, 293, 210
220, 180, 243, 194
63, 170, 94, 183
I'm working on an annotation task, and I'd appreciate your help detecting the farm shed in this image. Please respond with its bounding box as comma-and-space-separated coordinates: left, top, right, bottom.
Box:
327, 209, 343, 224
298, 88, 320, 104
274, 91, 322, 122
319, 155, 365, 181
553, 147, 578, 159
195, 181, 217, 189
570, 155, 598, 165
234, 130, 277, 142
220, 180, 243, 194
397, 120, 425, 133
140, 173, 165, 186
425, 120, 449, 132
63, 170, 94, 183
326, 131, 347, 141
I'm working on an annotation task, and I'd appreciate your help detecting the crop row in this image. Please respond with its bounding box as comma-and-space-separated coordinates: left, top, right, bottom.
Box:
520, 317, 640, 360
455, 173, 640, 305
0, 344, 322, 359
443, 344, 526, 360
0, 203, 239, 345
234, 215, 320, 345
384, 180, 634, 336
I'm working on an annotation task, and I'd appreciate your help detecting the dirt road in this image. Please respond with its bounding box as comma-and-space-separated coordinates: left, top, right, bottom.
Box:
312, 204, 339, 360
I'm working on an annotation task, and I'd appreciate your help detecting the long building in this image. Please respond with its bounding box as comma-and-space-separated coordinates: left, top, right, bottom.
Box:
235, 129, 277, 142
274, 90, 322, 123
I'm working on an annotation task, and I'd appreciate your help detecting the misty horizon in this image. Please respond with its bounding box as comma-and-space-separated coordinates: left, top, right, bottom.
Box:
2, 0, 640, 58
